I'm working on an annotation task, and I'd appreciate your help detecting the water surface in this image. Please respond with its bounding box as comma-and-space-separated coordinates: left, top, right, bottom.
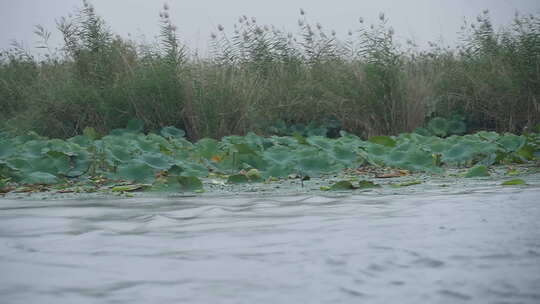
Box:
1, 188, 540, 303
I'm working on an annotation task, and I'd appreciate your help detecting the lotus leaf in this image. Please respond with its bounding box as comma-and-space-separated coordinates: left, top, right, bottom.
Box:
501, 179, 526, 186
22, 172, 59, 184
177, 176, 203, 191
329, 180, 356, 190
358, 180, 381, 189
228, 174, 249, 184
497, 134, 526, 152
140, 153, 173, 170
369, 136, 397, 147
465, 165, 490, 178
117, 161, 156, 183
160, 126, 186, 139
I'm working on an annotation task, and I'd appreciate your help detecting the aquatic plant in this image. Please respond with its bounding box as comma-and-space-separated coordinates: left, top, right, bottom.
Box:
0, 122, 538, 194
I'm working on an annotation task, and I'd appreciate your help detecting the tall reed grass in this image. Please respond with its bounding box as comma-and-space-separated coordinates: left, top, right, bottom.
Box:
1, 3, 538, 139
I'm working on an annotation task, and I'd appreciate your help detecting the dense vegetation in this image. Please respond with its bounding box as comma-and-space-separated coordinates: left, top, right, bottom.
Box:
0, 123, 539, 193
0, 2, 539, 140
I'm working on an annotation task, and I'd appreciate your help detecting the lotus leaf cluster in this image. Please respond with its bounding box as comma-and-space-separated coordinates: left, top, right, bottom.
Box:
0, 125, 539, 193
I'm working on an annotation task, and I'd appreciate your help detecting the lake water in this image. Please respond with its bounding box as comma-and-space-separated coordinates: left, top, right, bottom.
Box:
1, 188, 540, 303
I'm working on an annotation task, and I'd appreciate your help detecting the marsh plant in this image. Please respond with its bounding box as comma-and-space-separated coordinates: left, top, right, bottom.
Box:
0, 2, 539, 139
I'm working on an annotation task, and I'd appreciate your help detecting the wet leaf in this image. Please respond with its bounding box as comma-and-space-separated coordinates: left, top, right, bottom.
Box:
392, 180, 422, 187
177, 176, 203, 191
329, 180, 356, 190
358, 180, 381, 189
465, 165, 490, 178
111, 184, 145, 192
501, 179, 526, 186
227, 174, 249, 184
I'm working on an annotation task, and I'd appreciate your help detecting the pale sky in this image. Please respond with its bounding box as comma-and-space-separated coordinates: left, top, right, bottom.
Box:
1, 0, 539, 56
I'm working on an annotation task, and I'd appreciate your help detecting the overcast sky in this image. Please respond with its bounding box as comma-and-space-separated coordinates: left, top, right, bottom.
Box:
1, 0, 539, 56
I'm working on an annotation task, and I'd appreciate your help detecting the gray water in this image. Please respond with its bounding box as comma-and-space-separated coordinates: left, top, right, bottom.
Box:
1, 188, 540, 304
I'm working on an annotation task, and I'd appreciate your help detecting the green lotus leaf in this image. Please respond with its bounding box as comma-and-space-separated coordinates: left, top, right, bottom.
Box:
297, 155, 333, 176
501, 179, 526, 186
178, 161, 209, 177
331, 145, 358, 165
83, 127, 101, 140
117, 162, 156, 183
244, 132, 266, 151
307, 136, 333, 151
264, 165, 292, 178
0, 140, 16, 159
399, 149, 436, 172
369, 136, 397, 147
476, 131, 500, 142
141, 153, 173, 170
5, 158, 31, 172
234, 143, 257, 155
111, 184, 145, 192
68, 135, 94, 148
384, 150, 407, 166
196, 138, 220, 159
108, 146, 132, 163
177, 176, 203, 191
22, 140, 48, 158
516, 145, 535, 160
465, 165, 490, 178
228, 174, 249, 184
329, 180, 356, 190
263, 146, 296, 165
22, 172, 59, 184
136, 138, 160, 153
497, 134, 526, 152
442, 142, 475, 164
160, 126, 185, 139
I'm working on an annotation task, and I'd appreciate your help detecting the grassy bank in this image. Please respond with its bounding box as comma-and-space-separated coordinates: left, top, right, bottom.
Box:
1, 2, 539, 140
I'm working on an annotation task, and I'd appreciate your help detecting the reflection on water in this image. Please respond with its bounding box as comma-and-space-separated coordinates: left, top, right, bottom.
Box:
1, 188, 540, 303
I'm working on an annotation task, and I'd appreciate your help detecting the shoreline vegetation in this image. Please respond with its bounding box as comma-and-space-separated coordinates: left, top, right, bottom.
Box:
0, 1, 539, 195
0, 1, 539, 139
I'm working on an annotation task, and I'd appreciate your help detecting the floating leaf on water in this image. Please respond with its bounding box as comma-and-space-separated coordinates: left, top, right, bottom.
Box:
465, 165, 490, 178
329, 180, 356, 190
358, 180, 381, 188
501, 179, 527, 186
392, 180, 422, 187
111, 184, 145, 192
227, 174, 249, 184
